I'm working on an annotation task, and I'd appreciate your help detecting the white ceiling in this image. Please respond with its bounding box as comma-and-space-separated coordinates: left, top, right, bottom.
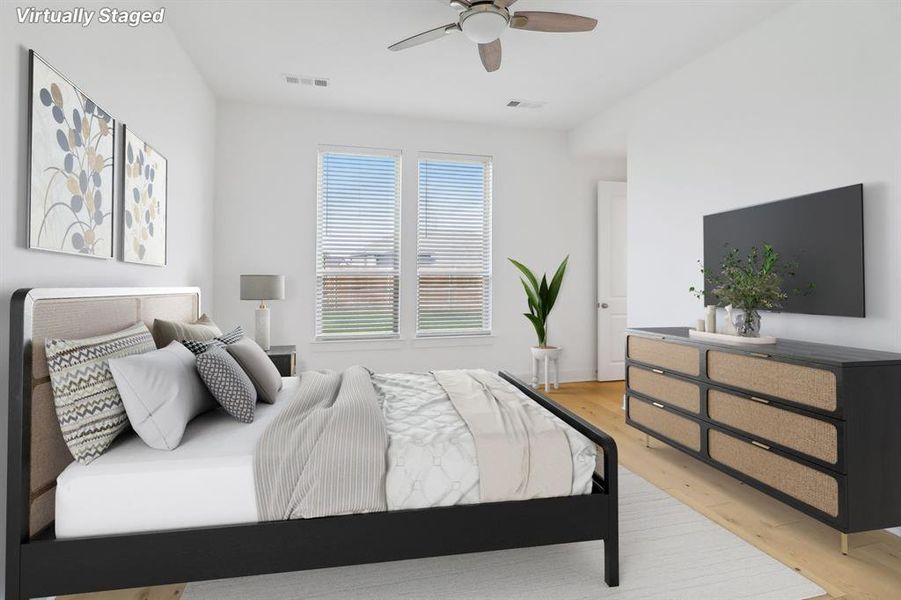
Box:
164, 0, 790, 130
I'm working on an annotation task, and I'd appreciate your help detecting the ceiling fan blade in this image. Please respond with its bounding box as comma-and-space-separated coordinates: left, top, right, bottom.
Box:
478, 39, 502, 72
510, 11, 597, 33
494, 0, 517, 7
388, 23, 459, 51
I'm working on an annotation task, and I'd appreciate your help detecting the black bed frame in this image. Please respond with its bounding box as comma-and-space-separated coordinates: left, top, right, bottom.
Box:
5, 289, 619, 599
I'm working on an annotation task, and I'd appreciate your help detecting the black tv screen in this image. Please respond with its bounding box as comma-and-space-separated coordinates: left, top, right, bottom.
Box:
703, 184, 864, 317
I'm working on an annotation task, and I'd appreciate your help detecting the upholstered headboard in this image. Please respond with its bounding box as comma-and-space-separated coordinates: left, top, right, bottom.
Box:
7, 287, 201, 539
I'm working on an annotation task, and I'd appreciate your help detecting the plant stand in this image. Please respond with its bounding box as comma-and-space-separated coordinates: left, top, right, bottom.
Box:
531, 346, 561, 392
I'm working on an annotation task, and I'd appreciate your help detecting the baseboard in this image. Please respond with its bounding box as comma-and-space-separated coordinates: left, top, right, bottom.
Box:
510, 369, 602, 385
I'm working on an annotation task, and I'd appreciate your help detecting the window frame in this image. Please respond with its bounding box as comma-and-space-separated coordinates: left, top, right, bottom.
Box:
415, 151, 493, 338
314, 145, 403, 341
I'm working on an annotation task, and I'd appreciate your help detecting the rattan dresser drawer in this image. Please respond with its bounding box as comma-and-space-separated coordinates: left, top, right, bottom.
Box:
628, 366, 700, 414
627, 336, 700, 376
628, 396, 701, 452
707, 389, 839, 465
708, 429, 840, 518
706, 350, 838, 412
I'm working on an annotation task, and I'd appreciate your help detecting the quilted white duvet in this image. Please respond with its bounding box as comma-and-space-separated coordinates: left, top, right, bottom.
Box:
372, 371, 596, 511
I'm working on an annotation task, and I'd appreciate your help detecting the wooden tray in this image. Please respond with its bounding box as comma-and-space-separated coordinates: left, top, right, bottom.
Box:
689, 329, 777, 345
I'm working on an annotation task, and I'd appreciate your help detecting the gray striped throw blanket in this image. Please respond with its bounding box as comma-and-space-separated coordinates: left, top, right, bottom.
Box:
254, 366, 388, 520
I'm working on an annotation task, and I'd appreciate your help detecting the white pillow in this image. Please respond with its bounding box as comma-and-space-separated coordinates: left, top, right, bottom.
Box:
109, 341, 216, 450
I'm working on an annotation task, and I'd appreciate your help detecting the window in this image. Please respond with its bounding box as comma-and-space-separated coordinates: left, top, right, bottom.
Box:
417, 153, 492, 336
315, 148, 401, 339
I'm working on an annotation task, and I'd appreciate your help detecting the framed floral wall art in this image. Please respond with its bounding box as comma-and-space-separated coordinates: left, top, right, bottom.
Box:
28, 50, 116, 258
122, 126, 167, 266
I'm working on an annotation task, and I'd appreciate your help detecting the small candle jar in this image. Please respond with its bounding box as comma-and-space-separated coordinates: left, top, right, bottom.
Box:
705, 305, 717, 334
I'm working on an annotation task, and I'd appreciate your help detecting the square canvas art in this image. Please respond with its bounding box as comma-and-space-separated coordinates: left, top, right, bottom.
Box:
122, 126, 167, 266
28, 51, 115, 258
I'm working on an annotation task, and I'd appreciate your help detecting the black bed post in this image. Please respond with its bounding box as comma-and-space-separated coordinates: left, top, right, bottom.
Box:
496, 371, 620, 587
6, 289, 31, 600
603, 440, 619, 587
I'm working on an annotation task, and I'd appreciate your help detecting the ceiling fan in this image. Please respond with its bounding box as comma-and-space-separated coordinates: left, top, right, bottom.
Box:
388, 0, 597, 73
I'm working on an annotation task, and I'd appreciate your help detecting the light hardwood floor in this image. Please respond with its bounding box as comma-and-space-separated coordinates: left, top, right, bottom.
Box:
66, 380, 901, 600
547, 381, 901, 600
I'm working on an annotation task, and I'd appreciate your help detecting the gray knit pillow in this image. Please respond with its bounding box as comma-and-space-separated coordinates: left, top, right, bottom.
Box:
196, 347, 257, 423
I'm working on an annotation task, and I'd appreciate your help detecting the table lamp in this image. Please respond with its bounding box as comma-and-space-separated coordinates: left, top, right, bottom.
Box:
240, 274, 285, 351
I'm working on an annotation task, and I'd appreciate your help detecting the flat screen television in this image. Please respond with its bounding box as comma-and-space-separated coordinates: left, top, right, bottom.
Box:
703, 184, 864, 317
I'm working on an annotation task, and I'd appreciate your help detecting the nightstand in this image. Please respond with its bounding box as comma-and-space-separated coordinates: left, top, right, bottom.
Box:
265, 345, 296, 376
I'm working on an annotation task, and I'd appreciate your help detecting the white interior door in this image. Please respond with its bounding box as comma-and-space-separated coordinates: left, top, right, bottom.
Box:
597, 181, 627, 381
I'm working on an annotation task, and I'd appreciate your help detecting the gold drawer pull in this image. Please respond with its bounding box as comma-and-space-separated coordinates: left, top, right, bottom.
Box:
749, 396, 770, 404
652, 402, 665, 409
751, 440, 771, 451
651, 368, 664, 374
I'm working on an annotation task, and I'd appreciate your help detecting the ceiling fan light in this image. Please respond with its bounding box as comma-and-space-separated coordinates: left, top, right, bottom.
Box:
460, 9, 508, 44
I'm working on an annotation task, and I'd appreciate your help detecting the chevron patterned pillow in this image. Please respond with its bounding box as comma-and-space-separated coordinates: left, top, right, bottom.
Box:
45, 322, 157, 464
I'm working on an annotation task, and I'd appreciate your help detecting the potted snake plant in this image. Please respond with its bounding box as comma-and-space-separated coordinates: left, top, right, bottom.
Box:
510, 256, 568, 387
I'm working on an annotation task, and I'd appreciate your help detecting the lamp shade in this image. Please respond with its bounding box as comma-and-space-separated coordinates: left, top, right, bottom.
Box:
240, 274, 285, 301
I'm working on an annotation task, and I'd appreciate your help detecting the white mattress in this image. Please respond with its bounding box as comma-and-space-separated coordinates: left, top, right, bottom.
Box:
55, 377, 301, 538
373, 372, 596, 511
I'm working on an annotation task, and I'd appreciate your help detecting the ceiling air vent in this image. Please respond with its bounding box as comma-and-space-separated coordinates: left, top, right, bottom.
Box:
506, 98, 546, 109
283, 74, 330, 88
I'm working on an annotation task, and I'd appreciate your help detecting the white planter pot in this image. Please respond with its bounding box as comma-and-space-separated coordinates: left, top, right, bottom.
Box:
530, 346, 561, 360
530, 346, 561, 392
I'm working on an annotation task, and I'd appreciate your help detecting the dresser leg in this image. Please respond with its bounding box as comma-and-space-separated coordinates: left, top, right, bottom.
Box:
645, 433, 650, 448
841, 532, 849, 555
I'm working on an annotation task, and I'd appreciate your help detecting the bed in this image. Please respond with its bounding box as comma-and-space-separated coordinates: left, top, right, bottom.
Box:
5, 287, 619, 599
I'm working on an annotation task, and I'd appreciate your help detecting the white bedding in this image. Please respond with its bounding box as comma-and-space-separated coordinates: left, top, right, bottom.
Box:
373, 372, 596, 511
56, 372, 596, 538
55, 378, 300, 538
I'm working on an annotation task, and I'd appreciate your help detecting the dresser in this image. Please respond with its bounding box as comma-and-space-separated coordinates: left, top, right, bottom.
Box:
625, 327, 901, 551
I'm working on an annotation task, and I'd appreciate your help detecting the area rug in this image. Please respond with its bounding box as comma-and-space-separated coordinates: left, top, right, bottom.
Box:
183, 467, 824, 600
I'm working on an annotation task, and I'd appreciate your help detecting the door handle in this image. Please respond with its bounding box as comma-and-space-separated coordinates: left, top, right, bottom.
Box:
600, 303, 609, 309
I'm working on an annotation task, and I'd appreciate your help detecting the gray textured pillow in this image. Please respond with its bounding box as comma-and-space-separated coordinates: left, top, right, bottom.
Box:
181, 325, 245, 355
45, 322, 157, 464
227, 336, 284, 404
109, 342, 216, 450
196, 347, 257, 423
152, 313, 221, 348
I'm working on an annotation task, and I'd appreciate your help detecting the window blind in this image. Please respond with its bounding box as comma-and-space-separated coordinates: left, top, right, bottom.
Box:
316, 148, 401, 339
417, 154, 492, 336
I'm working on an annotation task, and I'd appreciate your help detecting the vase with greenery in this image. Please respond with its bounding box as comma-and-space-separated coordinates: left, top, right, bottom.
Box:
689, 243, 811, 337
509, 255, 569, 348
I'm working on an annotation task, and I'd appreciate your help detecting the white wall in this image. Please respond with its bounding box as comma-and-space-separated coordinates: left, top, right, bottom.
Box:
570, 0, 901, 350
0, 2, 217, 590
213, 101, 624, 380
